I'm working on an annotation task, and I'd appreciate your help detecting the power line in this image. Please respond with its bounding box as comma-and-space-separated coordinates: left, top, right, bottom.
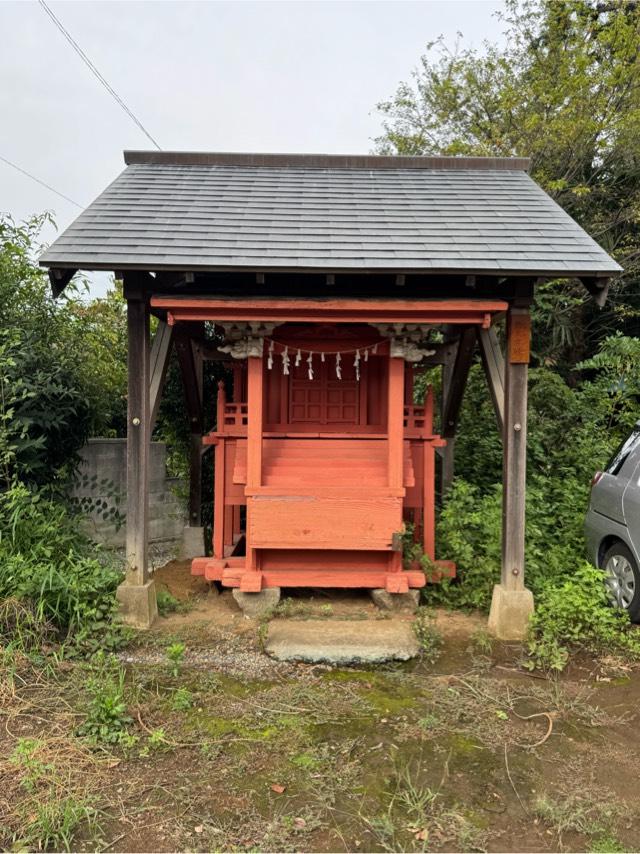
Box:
38, 0, 162, 151
0, 153, 83, 208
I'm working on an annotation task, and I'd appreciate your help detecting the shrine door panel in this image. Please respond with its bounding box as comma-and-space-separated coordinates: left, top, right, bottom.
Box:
289, 360, 360, 428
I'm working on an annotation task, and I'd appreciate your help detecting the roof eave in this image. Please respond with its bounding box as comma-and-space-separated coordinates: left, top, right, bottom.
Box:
123, 150, 532, 171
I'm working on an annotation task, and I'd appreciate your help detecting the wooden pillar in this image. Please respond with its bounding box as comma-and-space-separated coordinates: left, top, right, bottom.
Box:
423, 443, 436, 561
213, 438, 226, 558
117, 294, 157, 627
488, 304, 534, 639
189, 433, 202, 528
440, 343, 457, 494
246, 356, 263, 489
175, 327, 204, 531
244, 355, 264, 586
501, 308, 529, 591
387, 355, 406, 584
387, 356, 405, 490
125, 297, 150, 586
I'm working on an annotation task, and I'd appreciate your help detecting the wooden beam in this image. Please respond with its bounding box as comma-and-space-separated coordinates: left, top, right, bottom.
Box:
501, 307, 529, 591
441, 327, 476, 438
477, 326, 505, 433
125, 297, 150, 586
149, 320, 173, 432
49, 267, 77, 298
174, 327, 203, 432
581, 276, 610, 307
152, 296, 508, 326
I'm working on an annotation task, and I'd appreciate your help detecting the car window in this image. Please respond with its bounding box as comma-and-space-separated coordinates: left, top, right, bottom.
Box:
606, 426, 640, 476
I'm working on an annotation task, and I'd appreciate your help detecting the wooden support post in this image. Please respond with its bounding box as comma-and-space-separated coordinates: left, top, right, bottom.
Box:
175, 326, 204, 433
244, 355, 264, 586
213, 438, 226, 558
442, 327, 476, 439
175, 325, 205, 557
501, 308, 529, 591
423, 443, 436, 561
440, 339, 458, 494
189, 433, 202, 528
386, 356, 405, 582
387, 356, 405, 490
488, 305, 534, 639
246, 357, 263, 489
213, 382, 226, 558
477, 326, 505, 434
117, 295, 157, 628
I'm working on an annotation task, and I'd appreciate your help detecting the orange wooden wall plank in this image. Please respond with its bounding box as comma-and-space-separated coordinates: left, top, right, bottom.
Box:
248, 495, 402, 550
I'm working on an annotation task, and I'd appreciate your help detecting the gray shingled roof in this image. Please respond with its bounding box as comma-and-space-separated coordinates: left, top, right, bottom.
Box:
39, 152, 621, 277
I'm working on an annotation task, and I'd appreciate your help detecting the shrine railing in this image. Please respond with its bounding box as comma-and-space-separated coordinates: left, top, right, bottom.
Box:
221, 403, 248, 431
403, 386, 434, 437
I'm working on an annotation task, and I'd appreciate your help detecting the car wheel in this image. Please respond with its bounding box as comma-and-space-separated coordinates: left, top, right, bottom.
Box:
601, 542, 640, 622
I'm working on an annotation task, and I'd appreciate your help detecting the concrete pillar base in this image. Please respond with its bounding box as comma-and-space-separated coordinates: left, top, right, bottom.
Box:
487, 583, 534, 641
180, 526, 205, 559
232, 587, 281, 618
116, 579, 158, 629
371, 588, 420, 612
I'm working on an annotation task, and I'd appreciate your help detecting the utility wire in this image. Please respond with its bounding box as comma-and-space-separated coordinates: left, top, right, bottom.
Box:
0, 153, 83, 208
38, 0, 162, 150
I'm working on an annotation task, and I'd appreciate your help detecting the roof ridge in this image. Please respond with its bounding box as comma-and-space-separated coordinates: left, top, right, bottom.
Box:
123, 151, 531, 171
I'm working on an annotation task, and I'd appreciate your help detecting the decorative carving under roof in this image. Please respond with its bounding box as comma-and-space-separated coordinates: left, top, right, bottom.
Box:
371, 323, 437, 363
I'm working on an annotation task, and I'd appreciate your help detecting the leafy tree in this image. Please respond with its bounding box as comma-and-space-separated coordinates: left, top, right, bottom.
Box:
0, 215, 91, 487
376, 0, 640, 367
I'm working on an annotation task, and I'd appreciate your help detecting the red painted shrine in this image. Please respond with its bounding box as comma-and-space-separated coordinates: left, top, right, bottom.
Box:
153, 297, 508, 593
38, 151, 621, 633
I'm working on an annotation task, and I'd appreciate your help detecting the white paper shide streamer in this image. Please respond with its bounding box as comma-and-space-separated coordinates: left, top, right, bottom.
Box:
264, 339, 383, 381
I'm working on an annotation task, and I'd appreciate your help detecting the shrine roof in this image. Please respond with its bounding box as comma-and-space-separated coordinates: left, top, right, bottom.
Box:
39, 151, 621, 279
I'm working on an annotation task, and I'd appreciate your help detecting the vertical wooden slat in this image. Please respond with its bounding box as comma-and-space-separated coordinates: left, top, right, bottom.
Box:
125, 298, 150, 586
387, 356, 405, 489
423, 443, 436, 561
245, 355, 264, 577
224, 505, 234, 550
232, 363, 243, 403
501, 308, 530, 591
213, 438, 225, 558
233, 505, 242, 538
246, 357, 263, 488
189, 433, 202, 528
216, 380, 226, 432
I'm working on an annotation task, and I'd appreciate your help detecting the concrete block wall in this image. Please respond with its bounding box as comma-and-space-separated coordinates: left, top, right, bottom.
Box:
73, 439, 185, 547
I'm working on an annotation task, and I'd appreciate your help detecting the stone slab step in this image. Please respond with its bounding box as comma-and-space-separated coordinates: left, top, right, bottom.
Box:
265, 619, 419, 664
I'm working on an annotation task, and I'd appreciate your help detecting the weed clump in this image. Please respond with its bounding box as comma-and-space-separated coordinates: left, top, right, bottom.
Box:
412, 608, 442, 663
77, 654, 133, 746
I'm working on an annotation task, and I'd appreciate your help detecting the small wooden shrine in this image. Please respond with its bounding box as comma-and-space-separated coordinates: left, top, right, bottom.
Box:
158, 298, 507, 593
39, 151, 620, 637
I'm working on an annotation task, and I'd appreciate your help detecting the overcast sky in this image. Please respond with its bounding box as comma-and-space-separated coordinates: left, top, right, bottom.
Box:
0, 0, 505, 297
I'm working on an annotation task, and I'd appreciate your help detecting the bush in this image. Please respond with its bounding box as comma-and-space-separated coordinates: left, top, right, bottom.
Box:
432, 335, 639, 611
527, 564, 640, 671
0, 483, 123, 651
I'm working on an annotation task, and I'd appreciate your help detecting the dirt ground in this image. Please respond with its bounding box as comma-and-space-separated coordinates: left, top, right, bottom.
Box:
3, 560, 640, 853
